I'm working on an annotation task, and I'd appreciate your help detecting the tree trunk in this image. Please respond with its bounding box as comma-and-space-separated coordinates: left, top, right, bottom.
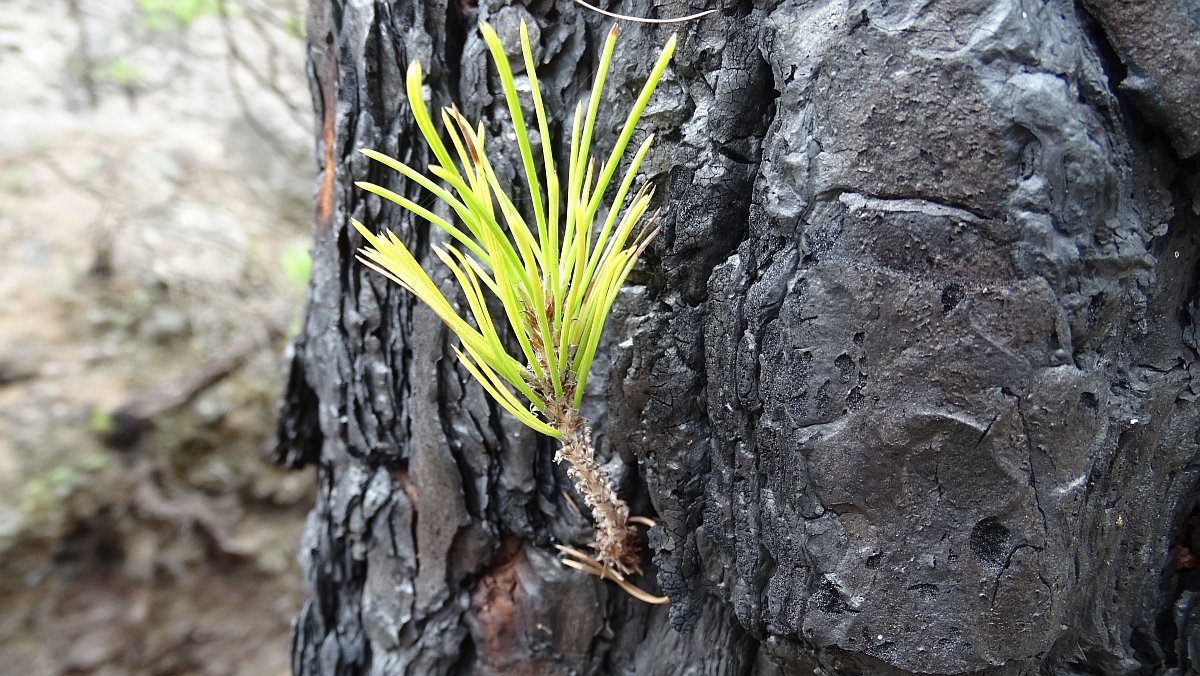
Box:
275, 0, 1200, 673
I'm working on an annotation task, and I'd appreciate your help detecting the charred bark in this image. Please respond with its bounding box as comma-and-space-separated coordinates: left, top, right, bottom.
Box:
276, 0, 1200, 673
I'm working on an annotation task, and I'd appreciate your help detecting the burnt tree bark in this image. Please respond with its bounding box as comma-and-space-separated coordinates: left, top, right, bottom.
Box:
275, 0, 1200, 673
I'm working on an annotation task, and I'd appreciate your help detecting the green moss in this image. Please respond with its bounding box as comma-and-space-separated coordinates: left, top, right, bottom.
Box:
279, 244, 312, 289
102, 57, 143, 86
89, 406, 114, 435
2, 168, 30, 195
136, 0, 218, 31
283, 14, 304, 40
81, 452, 110, 472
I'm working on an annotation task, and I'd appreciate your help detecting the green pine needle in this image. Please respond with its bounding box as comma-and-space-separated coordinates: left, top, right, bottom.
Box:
354, 21, 674, 436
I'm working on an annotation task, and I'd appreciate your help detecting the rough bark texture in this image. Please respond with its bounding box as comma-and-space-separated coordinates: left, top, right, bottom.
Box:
276, 0, 1200, 673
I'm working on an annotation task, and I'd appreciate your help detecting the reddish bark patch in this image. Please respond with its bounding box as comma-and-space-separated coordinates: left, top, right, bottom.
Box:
1176, 545, 1196, 571
392, 463, 419, 509
314, 33, 337, 231
467, 537, 548, 675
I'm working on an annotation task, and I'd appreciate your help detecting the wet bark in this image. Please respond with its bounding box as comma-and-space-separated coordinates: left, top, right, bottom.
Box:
276, 0, 1200, 673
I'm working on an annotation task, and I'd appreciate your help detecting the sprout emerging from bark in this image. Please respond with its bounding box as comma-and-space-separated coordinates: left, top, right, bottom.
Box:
351, 21, 673, 602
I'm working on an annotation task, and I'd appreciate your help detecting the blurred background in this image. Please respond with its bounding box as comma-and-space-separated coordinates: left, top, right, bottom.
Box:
0, 1, 314, 673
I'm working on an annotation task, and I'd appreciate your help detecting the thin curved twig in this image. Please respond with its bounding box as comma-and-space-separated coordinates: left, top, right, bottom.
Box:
556, 545, 670, 604
554, 517, 668, 604
573, 0, 717, 24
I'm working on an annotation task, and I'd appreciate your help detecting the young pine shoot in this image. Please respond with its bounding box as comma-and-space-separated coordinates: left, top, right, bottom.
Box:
352, 22, 673, 603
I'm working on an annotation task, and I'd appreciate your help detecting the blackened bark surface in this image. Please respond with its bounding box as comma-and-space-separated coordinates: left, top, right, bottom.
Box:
276, 0, 1200, 673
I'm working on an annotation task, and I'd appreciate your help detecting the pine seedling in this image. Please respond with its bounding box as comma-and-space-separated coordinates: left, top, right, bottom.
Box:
352, 22, 674, 603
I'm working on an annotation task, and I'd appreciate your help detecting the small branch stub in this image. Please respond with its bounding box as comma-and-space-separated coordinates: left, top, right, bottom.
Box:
551, 401, 641, 574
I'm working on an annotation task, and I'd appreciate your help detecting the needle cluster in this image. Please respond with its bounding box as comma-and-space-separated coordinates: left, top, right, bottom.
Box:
352, 21, 674, 584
